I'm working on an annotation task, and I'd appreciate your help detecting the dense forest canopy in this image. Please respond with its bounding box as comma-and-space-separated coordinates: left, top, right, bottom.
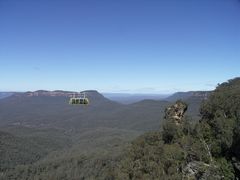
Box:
0, 78, 240, 179
115, 77, 240, 179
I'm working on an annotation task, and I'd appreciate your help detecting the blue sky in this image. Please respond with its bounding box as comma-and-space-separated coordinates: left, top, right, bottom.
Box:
0, 0, 239, 93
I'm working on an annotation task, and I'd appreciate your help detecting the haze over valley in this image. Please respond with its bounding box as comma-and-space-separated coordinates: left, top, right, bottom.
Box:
1, 0, 239, 179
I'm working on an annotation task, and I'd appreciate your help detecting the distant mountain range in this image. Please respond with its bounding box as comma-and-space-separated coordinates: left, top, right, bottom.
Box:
0, 90, 208, 131
0, 90, 166, 131
164, 91, 211, 102
2, 77, 240, 180
0, 90, 211, 102
13, 90, 98, 97
103, 93, 170, 104
0, 89, 209, 176
0, 92, 14, 99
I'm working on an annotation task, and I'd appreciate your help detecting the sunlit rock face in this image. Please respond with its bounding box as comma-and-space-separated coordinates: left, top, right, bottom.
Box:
164, 100, 188, 125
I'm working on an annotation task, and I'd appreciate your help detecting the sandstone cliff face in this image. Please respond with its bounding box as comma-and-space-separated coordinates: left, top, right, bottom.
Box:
165, 91, 210, 102
24, 90, 73, 97
13, 90, 96, 98
164, 100, 188, 125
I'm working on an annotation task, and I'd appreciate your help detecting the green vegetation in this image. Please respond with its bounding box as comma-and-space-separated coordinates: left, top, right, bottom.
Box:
115, 78, 240, 179
0, 127, 139, 180
0, 127, 72, 172
0, 78, 239, 179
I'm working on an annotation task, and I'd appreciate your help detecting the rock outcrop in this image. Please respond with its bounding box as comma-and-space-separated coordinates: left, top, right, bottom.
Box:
164, 100, 188, 125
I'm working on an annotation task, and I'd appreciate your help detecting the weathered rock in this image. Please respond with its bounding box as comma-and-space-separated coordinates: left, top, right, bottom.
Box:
183, 161, 222, 180
164, 100, 188, 125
